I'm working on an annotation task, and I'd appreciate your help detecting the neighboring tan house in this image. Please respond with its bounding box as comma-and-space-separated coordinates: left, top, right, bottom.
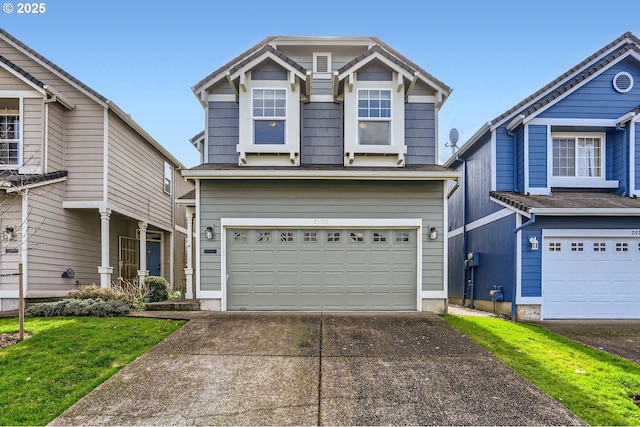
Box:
182, 36, 459, 312
446, 32, 640, 321
0, 29, 191, 311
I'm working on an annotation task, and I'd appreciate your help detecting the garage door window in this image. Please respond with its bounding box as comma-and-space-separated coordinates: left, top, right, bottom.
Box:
594, 242, 606, 252
616, 242, 628, 252
373, 232, 387, 242
350, 231, 364, 243
256, 231, 272, 243
549, 242, 561, 251
280, 232, 294, 242
303, 231, 318, 243
327, 232, 341, 242
571, 242, 583, 252
234, 231, 248, 243
396, 231, 410, 242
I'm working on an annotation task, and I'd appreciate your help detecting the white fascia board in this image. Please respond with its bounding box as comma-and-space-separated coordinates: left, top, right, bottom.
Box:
489, 196, 531, 218
527, 118, 616, 127
530, 208, 640, 216
337, 52, 414, 83
443, 122, 492, 167
220, 218, 422, 228
519, 52, 634, 124
176, 198, 196, 206
616, 111, 636, 124
448, 208, 515, 238
106, 101, 185, 169
43, 85, 75, 110
506, 114, 525, 131
228, 51, 307, 83
0, 61, 46, 94
181, 169, 461, 180
543, 228, 640, 238
5, 176, 67, 193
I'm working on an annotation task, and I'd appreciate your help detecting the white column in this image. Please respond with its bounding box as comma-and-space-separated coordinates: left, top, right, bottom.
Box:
98, 208, 113, 288
184, 208, 194, 299
137, 221, 149, 286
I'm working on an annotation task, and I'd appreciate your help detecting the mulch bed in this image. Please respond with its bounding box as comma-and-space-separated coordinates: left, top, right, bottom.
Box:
0, 332, 30, 349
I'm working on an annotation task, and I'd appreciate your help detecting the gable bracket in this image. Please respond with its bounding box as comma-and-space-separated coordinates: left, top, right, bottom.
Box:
396, 72, 404, 93
226, 71, 239, 97
405, 72, 419, 97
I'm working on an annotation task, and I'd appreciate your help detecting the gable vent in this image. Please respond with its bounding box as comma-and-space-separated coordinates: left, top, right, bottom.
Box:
613, 71, 633, 93
313, 52, 331, 76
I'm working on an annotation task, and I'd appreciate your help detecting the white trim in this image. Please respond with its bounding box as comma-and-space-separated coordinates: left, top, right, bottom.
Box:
526, 117, 616, 127
407, 95, 436, 103
489, 196, 532, 217
420, 290, 447, 299
515, 214, 522, 304
43, 100, 48, 173
207, 94, 236, 102
182, 168, 460, 180
21, 189, 28, 297
542, 228, 640, 238
61, 200, 173, 232
0, 89, 42, 98
175, 224, 189, 235
490, 129, 497, 191
0, 61, 46, 94
309, 95, 335, 103
312, 51, 332, 77
526, 188, 552, 195
441, 181, 448, 307
613, 71, 634, 93
549, 132, 608, 186
0, 96, 24, 170
197, 290, 223, 299
219, 217, 423, 312
632, 120, 637, 196
531, 207, 640, 216
0, 290, 18, 298
5, 176, 67, 193
195, 180, 201, 299
62, 200, 106, 210
448, 208, 514, 238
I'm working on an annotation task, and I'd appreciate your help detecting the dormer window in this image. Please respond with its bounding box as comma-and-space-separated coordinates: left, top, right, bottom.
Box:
358, 89, 391, 145
552, 133, 603, 178
253, 88, 286, 144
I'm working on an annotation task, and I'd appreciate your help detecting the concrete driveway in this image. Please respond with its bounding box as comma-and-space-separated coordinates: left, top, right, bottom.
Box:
50, 312, 584, 426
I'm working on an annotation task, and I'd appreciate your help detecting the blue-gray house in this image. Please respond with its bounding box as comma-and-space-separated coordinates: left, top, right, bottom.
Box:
446, 32, 640, 320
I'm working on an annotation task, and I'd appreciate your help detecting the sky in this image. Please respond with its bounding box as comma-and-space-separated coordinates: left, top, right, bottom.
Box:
2, 0, 640, 167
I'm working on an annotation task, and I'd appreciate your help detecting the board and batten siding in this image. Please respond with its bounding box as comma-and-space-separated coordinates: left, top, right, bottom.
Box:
107, 111, 172, 228
207, 101, 239, 164
404, 103, 436, 165
301, 102, 342, 164
199, 179, 445, 293
27, 182, 101, 291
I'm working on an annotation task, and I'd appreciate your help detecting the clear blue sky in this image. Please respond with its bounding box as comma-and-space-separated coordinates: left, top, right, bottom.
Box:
2, 0, 640, 167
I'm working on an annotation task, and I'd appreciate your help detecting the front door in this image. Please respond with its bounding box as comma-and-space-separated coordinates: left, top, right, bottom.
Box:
146, 240, 161, 277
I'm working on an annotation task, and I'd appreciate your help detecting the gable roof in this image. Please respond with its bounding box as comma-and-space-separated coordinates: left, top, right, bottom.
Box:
446, 32, 640, 167
192, 35, 452, 98
0, 54, 44, 88
0, 28, 186, 168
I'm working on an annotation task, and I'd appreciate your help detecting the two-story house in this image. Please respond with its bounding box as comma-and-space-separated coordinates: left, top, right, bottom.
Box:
182, 36, 459, 312
0, 29, 191, 311
446, 32, 640, 321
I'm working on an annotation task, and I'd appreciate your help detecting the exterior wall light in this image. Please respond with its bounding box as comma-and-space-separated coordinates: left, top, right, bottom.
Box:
428, 226, 437, 240
529, 236, 539, 251
4, 227, 15, 241
205, 226, 214, 240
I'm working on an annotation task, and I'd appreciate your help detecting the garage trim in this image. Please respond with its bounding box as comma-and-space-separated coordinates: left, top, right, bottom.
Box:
220, 217, 423, 311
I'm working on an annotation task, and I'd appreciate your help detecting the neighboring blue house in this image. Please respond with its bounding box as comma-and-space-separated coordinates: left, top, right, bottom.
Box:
446, 32, 640, 321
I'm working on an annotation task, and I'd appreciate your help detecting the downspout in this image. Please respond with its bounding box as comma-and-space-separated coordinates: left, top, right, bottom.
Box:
512, 212, 536, 321
461, 157, 468, 306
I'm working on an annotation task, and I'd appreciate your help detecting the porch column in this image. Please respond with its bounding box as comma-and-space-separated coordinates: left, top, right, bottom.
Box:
184, 207, 194, 299
137, 221, 149, 286
98, 208, 113, 288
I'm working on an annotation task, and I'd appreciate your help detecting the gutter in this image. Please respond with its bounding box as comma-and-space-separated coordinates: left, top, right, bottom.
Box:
181, 169, 461, 181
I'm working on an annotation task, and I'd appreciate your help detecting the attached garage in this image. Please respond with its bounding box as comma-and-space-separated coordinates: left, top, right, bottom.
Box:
542, 230, 640, 319
225, 227, 419, 311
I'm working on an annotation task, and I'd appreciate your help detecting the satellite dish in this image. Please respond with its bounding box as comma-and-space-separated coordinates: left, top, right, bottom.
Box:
445, 128, 460, 155
449, 128, 459, 145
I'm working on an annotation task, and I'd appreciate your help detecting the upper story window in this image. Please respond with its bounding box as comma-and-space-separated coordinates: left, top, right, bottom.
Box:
252, 88, 286, 145
552, 133, 603, 178
358, 89, 391, 145
0, 98, 20, 168
163, 161, 172, 195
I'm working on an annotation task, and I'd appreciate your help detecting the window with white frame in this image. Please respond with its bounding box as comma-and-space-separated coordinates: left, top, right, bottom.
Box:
252, 88, 286, 145
0, 98, 20, 167
163, 161, 172, 194
357, 89, 391, 145
552, 133, 603, 178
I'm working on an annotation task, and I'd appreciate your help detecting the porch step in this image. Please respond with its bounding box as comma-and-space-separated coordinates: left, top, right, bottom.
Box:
144, 300, 201, 311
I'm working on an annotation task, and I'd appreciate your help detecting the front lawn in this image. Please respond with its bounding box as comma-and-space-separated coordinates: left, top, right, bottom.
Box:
445, 315, 640, 426
0, 317, 185, 426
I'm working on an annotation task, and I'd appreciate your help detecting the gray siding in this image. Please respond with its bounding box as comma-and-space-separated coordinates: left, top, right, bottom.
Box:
405, 103, 436, 165
251, 60, 287, 80
207, 101, 239, 164
358, 62, 392, 81
301, 102, 342, 165
47, 101, 65, 171
200, 180, 445, 293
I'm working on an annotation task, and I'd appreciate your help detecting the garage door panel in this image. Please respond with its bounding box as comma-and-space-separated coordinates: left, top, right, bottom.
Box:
543, 235, 640, 319
226, 227, 417, 310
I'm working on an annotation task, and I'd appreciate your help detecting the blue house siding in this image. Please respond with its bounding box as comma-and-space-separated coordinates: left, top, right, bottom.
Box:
405, 103, 436, 165
528, 125, 547, 188
608, 128, 628, 194
636, 123, 640, 190
447, 233, 464, 299
301, 102, 343, 165
539, 58, 640, 119
207, 101, 239, 164
462, 133, 502, 223
495, 126, 514, 191
515, 126, 525, 193
520, 229, 542, 297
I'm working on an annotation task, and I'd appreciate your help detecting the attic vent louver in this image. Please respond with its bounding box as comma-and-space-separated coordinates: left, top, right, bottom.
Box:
613, 71, 633, 93
313, 52, 331, 78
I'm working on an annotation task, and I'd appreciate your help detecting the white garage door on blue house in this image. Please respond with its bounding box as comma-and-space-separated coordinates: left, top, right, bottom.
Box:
542, 230, 640, 319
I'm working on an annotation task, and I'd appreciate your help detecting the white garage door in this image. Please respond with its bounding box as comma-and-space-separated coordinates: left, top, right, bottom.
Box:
226, 228, 418, 311
543, 233, 640, 319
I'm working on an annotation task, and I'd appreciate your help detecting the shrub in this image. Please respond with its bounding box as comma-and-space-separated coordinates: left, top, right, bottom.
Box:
26, 298, 129, 317
145, 276, 169, 302
111, 278, 150, 310
67, 284, 129, 304
168, 289, 184, 301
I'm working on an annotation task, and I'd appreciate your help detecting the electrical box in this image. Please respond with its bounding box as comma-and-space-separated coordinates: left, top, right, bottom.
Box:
464, 252, 480, 269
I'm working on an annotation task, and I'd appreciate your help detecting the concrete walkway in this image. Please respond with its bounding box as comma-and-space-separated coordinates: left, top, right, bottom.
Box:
50, 312, 584, 426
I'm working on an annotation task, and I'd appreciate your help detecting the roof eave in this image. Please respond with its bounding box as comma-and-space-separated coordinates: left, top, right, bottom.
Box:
181, 168, 461, 180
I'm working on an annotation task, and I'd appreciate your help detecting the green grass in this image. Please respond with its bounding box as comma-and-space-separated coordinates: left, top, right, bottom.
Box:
0, 316, 185, 426
444, 315, 640, 426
